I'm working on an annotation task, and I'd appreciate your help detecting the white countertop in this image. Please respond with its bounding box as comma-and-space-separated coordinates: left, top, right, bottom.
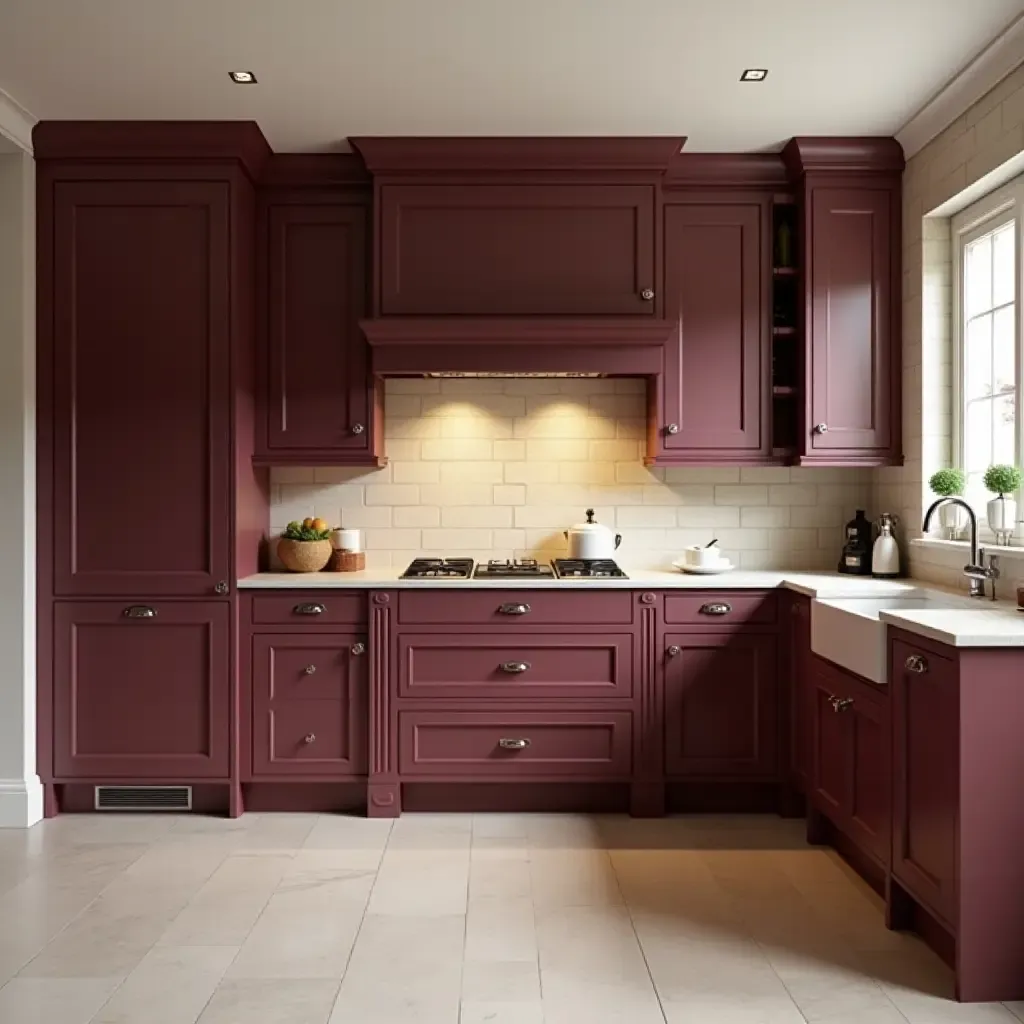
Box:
237, 568, 1024, 648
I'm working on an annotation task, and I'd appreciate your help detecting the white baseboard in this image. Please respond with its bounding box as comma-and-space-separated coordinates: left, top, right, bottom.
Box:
0, 777, 43, 827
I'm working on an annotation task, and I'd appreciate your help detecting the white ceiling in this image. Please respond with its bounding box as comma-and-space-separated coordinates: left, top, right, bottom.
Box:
0, 0, 1022, 154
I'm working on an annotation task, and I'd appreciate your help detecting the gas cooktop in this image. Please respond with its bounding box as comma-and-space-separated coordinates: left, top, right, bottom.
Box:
473, 559, 555, 579
553, 559, 628, 579
400, 558, 474, 579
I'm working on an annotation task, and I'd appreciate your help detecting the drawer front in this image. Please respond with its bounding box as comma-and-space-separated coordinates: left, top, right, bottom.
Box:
397, 589, 633, 626
260, 637, 367, 702
264, 700, 363, 772
398, 634, 633, 699
399, 711, 633, 778
664, 591, 776, 627
251, 592, 366, 626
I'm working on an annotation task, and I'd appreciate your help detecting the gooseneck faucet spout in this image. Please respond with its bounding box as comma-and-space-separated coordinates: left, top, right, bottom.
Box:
922, 497, 999, 599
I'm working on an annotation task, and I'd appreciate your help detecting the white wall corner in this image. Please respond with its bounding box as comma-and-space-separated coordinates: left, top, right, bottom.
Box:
0, 778, 43, 828
0, 87, 35, 155
897, 12, 1024, 158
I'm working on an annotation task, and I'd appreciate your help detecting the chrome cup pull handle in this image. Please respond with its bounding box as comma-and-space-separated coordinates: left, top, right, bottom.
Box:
123, 605, 157, 619
500, 661, 531, 674
498, 603, 531, 616
699, 602, 732, 616
498, 738, 531, 751
294, 603, 326, 616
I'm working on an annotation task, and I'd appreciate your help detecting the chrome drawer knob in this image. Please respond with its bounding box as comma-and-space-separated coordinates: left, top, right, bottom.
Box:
814, 423, 828, 435
351, 643, 366, 656
666, 423, 680, 435
304, 733, 316, 744
304, 664, 317, 675
500, 661, 531, 674
498, 738, 531, 751
666, 645, 681, 657
641, 288, 655, 301
351, 423, 365, 435
904, 654, 928, 674
215, 580, 229, 595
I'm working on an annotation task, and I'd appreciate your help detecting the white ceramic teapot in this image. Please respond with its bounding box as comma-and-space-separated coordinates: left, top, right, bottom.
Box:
564, 509, 622, 560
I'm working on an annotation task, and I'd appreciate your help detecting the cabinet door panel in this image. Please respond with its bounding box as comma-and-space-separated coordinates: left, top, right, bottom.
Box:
848, 682, 890, 865
810, 664, 849, 821
807, 187, 893, 456
664, 633, 778, 777
263, 204, 371, 456
379, 183, 654, 315
52, 181, 232, 596
54, 601, 229, 778
660, 202, 768, 455
252, 634, 367, 777
892, 639, 958, 925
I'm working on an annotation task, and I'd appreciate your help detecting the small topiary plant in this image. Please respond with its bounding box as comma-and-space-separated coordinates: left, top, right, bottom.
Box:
283, 518, 333, 542
929, 468, 966, 498
982, 464, 1023, 497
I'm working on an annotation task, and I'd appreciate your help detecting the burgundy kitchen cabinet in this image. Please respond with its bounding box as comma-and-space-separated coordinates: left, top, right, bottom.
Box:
252, 633, 368, 777
49, 179, 233, 597
808, 654, 890, 867
664, 632, 778, 778
53, 601, 230, 779
257, 202, 382, 465
653, 200, 770, 462
789, 595, 813, 792
375, 183, 657, 316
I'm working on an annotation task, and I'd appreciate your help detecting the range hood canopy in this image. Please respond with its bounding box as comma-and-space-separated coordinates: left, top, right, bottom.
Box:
360, 318, 673, 377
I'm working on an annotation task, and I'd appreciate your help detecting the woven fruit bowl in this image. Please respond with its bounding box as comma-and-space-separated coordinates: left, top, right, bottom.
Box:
277, 519, 334, 573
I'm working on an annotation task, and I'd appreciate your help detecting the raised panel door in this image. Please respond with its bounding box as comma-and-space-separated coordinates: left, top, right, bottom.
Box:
379, 183, 655, 315
660, 202, 769, 457
52, 180, 231, 596
806, 187, 894, 458
847, 679, 890, 865
54, 601, 230, 778
252, 634, 368, 777
664, 633, 778, 777
892, 638, 959, 925
261, 204, 372, 459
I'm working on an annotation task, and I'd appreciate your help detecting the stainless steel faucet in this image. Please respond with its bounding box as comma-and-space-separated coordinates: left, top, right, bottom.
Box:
922, 497, 1000, 599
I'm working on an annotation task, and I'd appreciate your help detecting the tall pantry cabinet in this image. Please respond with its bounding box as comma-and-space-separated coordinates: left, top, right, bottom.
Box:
35, 123, 271, 814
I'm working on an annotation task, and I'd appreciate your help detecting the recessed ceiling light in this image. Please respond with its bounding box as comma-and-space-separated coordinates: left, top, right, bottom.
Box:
229, 70, 257, 84
740, 69, 768, 82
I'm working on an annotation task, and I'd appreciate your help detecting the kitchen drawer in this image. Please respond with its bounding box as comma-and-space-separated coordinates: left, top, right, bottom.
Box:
256, 699, 366, 776
255, 634, 367, 702
251, 592, 366, 626
663, 591, 776, 627
398, 633, 633, 699
399, 711, 632, 778
397, 589, 633, 627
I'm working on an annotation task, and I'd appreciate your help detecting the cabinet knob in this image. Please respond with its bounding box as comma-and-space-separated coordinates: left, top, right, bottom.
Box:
498, 603, 531, 616
665, 423, 680, 435
829, 696, 854, 713
351, 642, 366, 656
498, 737, 531, 750
699, 602, 732, 616
351, 423, 365, 435
304, 733, 316, 744
641, 288, 655, 301
214, 580, 229, 595
904, 654, 928, 674
666, 645, 681, 657
304, 664, 317, 675
500, 661, 531, 674
123, 605, 157, 619
813, 423, 828, 435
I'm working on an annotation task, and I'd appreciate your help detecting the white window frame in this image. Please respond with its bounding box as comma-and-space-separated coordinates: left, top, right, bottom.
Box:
951, 176, 1024, 533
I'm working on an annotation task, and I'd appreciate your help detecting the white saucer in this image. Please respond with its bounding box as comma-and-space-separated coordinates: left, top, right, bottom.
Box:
672, 558, 734, 575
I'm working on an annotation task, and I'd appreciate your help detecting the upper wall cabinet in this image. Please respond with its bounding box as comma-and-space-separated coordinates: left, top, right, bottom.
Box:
48, 178, 234, 597
650, 198, 770, 463
377, 183, 657, 316
256, 199, 382, 466
784, 139, 904, 466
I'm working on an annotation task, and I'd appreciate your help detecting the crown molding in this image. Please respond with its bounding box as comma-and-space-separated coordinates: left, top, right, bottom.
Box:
896, 12, 1024, 158
0, 87, 36, 154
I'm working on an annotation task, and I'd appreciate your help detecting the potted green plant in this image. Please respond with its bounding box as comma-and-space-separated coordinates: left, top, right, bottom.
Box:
928, 468, 967, 539
983, 464, 1022, 545
277, 518, 334, 573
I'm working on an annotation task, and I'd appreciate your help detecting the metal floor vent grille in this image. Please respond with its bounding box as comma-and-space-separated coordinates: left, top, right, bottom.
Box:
94, 786, 192, 811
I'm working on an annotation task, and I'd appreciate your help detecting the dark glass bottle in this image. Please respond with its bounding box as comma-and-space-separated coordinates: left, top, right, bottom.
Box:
838, 509, 873, 575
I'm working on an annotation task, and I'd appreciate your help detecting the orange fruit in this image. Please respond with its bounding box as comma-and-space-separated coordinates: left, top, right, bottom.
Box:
302, 517, 315, 530
312, 518, 328, 533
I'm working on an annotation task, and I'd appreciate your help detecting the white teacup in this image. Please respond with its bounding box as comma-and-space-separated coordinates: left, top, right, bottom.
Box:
684, 545, 725, 568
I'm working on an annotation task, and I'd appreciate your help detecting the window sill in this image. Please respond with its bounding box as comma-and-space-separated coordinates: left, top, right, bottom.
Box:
911, 536, 1024, 563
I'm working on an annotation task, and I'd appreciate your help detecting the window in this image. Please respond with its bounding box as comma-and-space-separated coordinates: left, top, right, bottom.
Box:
953, 181, 1024, 515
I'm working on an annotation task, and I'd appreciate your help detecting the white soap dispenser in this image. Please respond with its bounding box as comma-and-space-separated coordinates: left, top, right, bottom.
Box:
871, 512, 901, 578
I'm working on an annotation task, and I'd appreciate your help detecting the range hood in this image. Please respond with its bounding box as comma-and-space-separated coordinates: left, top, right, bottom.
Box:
360, 318, 673, 377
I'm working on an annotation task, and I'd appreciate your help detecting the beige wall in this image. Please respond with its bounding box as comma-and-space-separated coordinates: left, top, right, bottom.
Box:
271, 379, 873, 571
877, 59, 1024, 595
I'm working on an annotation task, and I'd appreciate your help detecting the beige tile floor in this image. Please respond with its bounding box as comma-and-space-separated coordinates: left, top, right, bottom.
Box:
0, 812, 1021, 1024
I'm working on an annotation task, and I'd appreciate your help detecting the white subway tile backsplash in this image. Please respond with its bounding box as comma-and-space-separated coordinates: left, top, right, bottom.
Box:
269, 379, 873, 569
